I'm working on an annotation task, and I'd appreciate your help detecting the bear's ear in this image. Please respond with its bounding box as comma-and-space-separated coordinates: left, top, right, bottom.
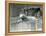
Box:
37, 8, 40, 11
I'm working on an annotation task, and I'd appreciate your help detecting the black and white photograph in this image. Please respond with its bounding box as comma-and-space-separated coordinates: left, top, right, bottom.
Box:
9, 3, 43, 32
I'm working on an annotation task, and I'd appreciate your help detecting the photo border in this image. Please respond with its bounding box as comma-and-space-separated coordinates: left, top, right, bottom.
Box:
5, 1, 45, 35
